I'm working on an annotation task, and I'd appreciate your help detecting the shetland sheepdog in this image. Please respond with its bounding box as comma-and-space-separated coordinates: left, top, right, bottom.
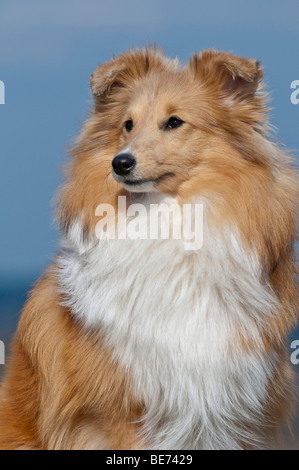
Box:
0, 47, 298, 450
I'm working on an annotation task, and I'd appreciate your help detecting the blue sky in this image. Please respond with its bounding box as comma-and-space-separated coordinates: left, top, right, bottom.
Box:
0, 0, 298, 279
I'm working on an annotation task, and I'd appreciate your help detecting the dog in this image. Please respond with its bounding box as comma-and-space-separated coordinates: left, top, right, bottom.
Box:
0, 47, 298, 450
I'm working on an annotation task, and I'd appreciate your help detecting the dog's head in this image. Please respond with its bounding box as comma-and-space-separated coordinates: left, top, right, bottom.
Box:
88, 47, 265, 196
59, 47, 272, 235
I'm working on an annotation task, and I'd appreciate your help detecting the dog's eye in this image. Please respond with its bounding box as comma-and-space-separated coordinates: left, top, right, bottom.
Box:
125, 120, 133, 132
166, 117, 184, 130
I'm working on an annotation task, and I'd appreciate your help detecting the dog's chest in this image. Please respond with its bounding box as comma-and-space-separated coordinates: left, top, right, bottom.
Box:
58, 213, 276, 449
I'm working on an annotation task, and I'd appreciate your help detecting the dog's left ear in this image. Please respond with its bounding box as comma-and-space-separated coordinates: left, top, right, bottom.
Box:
189, 49, 264, 104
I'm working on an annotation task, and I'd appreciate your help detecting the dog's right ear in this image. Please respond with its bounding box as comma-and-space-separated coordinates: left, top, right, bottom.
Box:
89, 57, 127, 98
89, 47, 162, 100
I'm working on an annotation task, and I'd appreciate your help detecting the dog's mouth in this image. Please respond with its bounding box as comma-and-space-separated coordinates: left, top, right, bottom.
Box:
113, 172, 175, 192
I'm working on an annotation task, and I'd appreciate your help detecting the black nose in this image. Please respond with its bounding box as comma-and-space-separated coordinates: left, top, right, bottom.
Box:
112, 153, 136, 176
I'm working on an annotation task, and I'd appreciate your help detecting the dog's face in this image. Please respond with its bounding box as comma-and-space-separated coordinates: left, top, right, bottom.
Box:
111, 71, 208, 194
59, 48, 269, 233
89, 48, 266, 197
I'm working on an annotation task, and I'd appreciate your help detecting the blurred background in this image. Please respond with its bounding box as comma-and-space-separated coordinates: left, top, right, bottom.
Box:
0, 0, 298, 449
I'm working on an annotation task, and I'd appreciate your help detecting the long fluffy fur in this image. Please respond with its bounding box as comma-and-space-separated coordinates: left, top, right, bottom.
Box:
0, 47, 298, 450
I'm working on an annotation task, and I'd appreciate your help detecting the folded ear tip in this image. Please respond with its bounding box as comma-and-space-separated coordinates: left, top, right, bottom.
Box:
89, 72, 95, 89
89, 62, 120, 97
89, 67, 103, 96
244, 58, 263, 79
251, 59, 264, 83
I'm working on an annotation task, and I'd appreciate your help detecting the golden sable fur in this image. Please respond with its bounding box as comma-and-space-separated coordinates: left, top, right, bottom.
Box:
0, 47, 298, 450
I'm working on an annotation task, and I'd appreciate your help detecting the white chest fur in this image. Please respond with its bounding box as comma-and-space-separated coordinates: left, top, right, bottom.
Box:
57, 196, 278, 450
